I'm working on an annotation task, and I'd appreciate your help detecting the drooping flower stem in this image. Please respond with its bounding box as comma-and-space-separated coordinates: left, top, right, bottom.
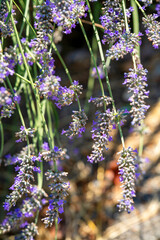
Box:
131, 0, 145, 158
122, 0, 147, 159
85, 0, 125, 148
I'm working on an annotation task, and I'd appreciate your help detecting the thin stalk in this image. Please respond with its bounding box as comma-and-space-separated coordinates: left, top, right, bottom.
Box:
78, 19, 105, 98
6, 78, 26, 128
12, 0, 36, 36
122, 0, 129, 33
19, 0, 30, 38
122, 0, 145, 158
47, 101, 55, 149
5, 77, 30, 153
14, 73, 32, 84
131, 0, 140, 56
81, 19, 104, 30
86, 0, 125, 148
51, 41, 82, 111
134, 0, 147, 18
84, 34, 97, 112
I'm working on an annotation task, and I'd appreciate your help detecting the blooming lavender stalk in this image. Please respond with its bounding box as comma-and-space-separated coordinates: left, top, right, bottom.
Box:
3, 154, 41, 211
100, 0, 125, 44
42, 170, 70, 227
117, 147, 137, 213
0, 0, 15, 38
0, 186, 46, 235
62, 110, 88, 139
0, 86, 20, 118
15, 223, 38, 240
106, 32, 142, 60
15, 126, 35, 143
47, 0, 87, 34
123, 62, 149, 127
0, 47, 17, 83
87, 96, 113, 163
41, 145, 67, 162
143, 14, 160, 49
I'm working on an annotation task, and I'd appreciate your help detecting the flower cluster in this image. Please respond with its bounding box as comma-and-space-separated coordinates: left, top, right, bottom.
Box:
15, 223, 38, 240
0, 87, 20, 118
35, 2, 54, 36
100, 0, 125, 44
106, 32, 142, 60
0, 47, 17, 83
36, 75, 83, 108
0, 186, 46, 235
123, 63, 149, 126
87, 96, 113, 163
117, 147, 137, 213
42, 170, 70, 227
0, 0, 15, 38
143, 14, 160, 49
89, 96, 112, 107
41, 145, 67, 163
62, 110, 88, 139
47, 0, 87, 34
3, 154, 40, 211
87, 109, 113, 163
33, 3, 83, 109
15, 126, 35, 143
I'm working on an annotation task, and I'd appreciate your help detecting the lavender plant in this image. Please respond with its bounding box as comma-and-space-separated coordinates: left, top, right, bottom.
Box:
0, 0, 159, 239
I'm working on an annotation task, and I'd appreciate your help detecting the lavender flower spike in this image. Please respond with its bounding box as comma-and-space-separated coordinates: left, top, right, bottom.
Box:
123, 63, 149, 127
117, 147, 137, 213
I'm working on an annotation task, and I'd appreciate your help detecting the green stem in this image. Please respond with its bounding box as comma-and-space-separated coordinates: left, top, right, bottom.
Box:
86, 0, 125, 148
15, 73, 32, 84
6, 78, 26, 128
122, 0, 129, 33
78, 19, 105, 98
134, 0, 147, 18
47, 101, 55, 148
19, 0, 30, 38
84, 34, 97, 112
5, 77, 30, 153
122, 0, 145, 157
12, 0, 36, 36
131, 0, 140, 56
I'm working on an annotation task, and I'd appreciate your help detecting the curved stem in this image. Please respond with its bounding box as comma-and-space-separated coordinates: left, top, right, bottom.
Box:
133, 0, 147, 18
86, 0, 125, 148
